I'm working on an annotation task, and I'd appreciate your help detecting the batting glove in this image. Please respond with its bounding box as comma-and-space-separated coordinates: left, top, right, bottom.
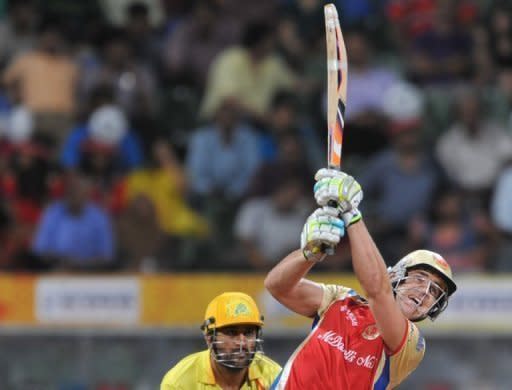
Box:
313, 168, 363, 226
301, 207, 345, 261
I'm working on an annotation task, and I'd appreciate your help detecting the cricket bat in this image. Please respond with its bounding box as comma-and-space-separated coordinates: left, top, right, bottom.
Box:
324, 3, 348, 255
325, 3, 347, 170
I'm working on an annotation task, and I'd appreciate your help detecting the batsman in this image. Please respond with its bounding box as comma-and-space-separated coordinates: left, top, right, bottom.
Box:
265, 169, 457, 389
263, 4, 457, 389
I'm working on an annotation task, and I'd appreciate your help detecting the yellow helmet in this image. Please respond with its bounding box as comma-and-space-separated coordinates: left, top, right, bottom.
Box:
201, 292, 264, 333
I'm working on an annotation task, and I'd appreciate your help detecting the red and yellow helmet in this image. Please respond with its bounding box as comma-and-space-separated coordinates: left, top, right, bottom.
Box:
394, 250, 456, 296
389, 250, 457, 320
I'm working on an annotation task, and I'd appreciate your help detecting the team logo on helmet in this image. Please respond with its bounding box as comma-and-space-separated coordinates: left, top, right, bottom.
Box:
432, 253, 450, 271
362, 324, 380, 340
226, 302, 251, 318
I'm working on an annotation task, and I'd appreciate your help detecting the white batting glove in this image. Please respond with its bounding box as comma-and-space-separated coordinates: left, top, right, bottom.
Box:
300, 207, 345, 261
313, 168, 363, 226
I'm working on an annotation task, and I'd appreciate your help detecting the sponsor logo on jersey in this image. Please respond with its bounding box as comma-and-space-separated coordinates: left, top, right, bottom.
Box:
362, 324, 380, 340
340, 305, 358, 327
317, 330, 376, 369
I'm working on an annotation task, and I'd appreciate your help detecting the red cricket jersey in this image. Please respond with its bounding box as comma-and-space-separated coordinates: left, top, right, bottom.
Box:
272, 285, 425, 389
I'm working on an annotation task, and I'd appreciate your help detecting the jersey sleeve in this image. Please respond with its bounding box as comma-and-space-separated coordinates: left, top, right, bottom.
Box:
388, 321, 426, 388
318, 284, 353, 317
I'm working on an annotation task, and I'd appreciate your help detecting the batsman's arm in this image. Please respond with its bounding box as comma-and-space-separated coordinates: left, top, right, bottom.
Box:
347, 220, 408, 353
264, 249, 324, 318
266, 207, 345, 317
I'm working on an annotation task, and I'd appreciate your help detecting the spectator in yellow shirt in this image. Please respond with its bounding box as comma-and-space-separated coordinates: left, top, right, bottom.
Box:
124, 139, 208, 238
200, 21, 296, 122
161, 292, 281, 389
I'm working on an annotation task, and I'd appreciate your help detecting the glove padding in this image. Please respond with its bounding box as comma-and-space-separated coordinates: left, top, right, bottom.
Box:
300, 207, 345, 261
314, 168, 363, 226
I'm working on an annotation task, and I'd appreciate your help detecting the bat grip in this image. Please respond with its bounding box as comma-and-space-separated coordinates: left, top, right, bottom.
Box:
321, 199, 339, 256
327, 200, 339, 209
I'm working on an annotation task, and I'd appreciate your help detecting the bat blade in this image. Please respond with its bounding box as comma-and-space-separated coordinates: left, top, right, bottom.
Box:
324, 4, 348, 170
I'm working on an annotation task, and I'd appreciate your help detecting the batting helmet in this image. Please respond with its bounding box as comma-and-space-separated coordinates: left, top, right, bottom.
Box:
389, 250, 457, 320
201, 292, 264, 333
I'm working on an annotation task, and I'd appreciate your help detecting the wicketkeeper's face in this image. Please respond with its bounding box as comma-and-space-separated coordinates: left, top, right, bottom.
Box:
210, 325, 260, 369
395, 270, 448, 321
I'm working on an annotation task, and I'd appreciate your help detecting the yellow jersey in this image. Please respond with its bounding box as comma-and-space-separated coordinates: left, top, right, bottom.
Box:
125, 169, 209, 237
161, 350, 281, 390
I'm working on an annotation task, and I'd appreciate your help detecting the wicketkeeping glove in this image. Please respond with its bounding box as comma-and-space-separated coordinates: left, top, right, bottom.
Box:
300, 207, 345, 261
313, 168, 363, 226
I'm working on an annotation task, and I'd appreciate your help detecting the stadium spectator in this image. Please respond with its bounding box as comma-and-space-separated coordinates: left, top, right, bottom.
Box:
3, 19, 78, 149
257, 90, 323, 171
409, 188, 491, 272
247, 131, 313, 199
386, 0, 478, 49
495, 68, 512, 128
408, 4, 474, 85
99, 0, 164, 28
61, 103, 143, 173
162, 0, 237, 87
281, 0, 324, 44
124, 2, 159, 64
361, 129, 440, 263
486, 4, 512, 69
342, 28, 399, 157
0, 106, 57, 268
200, 21, 296, 122
187, 98, 261, 266
490, 162, 512, 271
492, 163, 512, 236
0, 0, 38, 69
1, 107, 57, 258
235, 176, 311, 270
80, 28, 157, 119
124, 139, 208, 238
335, 0, 385, 28
32, 172, 115, 271
187, 98, 260, 202
116, 194, 171, 272
436, 88, 512, 203
360, 82, 440, 263
387, 0, 438, 50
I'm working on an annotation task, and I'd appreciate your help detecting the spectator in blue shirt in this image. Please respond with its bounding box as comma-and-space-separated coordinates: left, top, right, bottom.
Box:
61, 86, 143, 172
186, 97, 261, 201
186, 97, 261, 266
32, 172, 115, 271
359, 125, 440, 265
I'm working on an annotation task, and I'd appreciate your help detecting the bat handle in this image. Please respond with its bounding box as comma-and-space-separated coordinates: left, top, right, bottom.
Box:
327, 200, 339, 209
323, 245, 335, 256
321, 199, 339, 256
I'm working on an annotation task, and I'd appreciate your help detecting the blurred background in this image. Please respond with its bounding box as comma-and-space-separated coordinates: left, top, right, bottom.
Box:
0, 0, 511, 388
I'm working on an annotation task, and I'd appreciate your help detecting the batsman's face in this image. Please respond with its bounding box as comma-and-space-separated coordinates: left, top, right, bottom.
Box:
396, 270, 448, 321
212, 325, 259, 368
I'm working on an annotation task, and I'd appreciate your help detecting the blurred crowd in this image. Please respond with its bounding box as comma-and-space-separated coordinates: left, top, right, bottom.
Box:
0, 0, 511, 274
